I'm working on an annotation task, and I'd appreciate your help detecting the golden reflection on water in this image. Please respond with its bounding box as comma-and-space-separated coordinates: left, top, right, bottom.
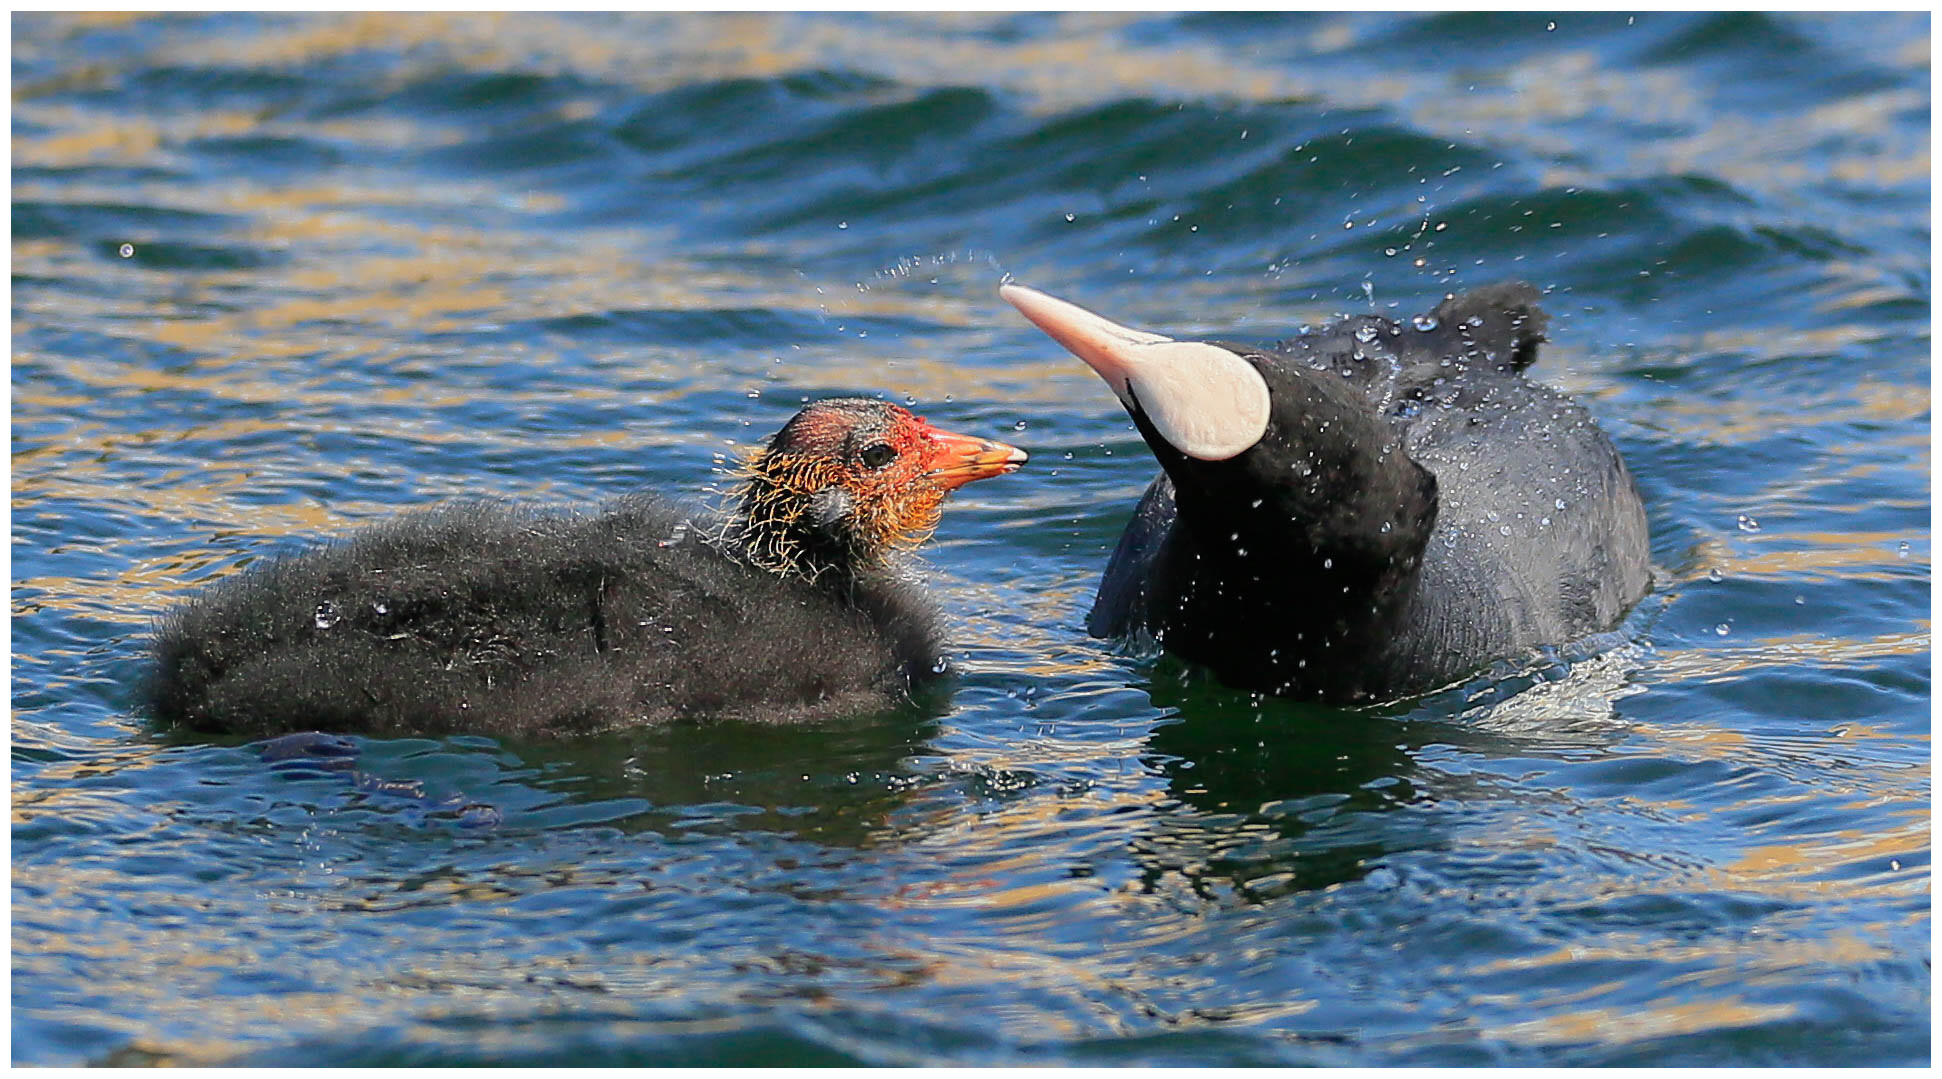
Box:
1644, 377, 1929, 448
1698, 536, 1928, 583
13, 180, 1076, 413
20, 12, 1921, 231
25, 10, 1917, 451
1485, 996, 1797, 1049
1650, 627, 1930, 683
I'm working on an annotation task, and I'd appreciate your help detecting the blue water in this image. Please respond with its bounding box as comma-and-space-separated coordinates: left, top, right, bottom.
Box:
12, 11, 1930, 1066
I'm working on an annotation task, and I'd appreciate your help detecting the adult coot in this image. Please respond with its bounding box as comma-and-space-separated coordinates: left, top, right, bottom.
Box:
1003, 282, 1650, 703
149, 398, 1026, 738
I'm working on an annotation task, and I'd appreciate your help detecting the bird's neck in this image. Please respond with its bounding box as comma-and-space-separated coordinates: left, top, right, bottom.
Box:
729, 466, 878, 591
1139, 370, 1440, 693
1162, 358, 1437, 589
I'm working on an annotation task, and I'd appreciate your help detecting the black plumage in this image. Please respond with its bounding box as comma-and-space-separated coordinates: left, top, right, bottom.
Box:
1005, 281, 1652, 703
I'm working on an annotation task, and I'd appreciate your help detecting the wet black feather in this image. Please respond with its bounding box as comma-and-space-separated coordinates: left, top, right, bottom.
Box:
1091, 282, 1651, 703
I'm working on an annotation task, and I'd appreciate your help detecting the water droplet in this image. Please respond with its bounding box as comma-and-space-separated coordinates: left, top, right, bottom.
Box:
837, 221, 848, 229
1707, 567, 1722, 583
1064, 212, 1076, 223
1499, 525, 1511, 536
1013, 420, 1027, 431
1546, 20, 1556, 31
371, 600, 389, 615
1897, 541, 1910, 558
118, 243, 134, 258
1412, 315, 1439, 331
1714, 622, 1730, 636
313, 602, 340, 630
1737, 514, 1761, 533
1555, 498, 1567, 510
1354, 324, 1378, 343
1464, 315, 1484, 328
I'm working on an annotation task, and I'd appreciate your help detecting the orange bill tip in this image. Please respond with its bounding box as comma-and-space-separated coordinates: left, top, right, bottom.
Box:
919, 423, 1028, 492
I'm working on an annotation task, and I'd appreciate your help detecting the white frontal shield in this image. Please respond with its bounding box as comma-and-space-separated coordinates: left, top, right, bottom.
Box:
1000, 283, 1269, 461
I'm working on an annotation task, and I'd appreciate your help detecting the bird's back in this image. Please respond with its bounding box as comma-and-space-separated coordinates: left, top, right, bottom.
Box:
1388, 364, 1650, 687
1276, 283, 1649, 688
150, 493, 943, 738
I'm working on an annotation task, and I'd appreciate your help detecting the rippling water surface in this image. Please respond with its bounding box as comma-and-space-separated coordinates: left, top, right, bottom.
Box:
12, 12, 1930, 1066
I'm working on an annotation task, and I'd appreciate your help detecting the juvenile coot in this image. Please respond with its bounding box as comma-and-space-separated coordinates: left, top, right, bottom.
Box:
149, 398, 1026, 738
1002, 282, 1650, 703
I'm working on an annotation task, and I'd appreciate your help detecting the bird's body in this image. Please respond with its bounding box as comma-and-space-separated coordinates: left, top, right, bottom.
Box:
1005, 282, 1651, 703
149, 399, 1025, 738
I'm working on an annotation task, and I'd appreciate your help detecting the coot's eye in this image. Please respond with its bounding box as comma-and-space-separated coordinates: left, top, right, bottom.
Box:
859, 443, 897, 470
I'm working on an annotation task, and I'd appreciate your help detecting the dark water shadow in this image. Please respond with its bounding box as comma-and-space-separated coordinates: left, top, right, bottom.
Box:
149, 686, 959, 851
487, 696, 955, 848
1125, 664, 1430, 901
1121, 645, 1645, 903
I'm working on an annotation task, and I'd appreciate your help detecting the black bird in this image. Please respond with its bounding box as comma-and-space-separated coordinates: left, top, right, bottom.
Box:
1003, 282, 1650, 704
149, 398, 1026, 739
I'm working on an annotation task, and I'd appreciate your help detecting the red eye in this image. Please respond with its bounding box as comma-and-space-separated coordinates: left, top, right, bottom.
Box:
859, 443, 897, 470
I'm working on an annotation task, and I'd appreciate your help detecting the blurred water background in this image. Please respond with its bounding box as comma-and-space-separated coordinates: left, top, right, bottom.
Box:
11, 11, 1929, 1066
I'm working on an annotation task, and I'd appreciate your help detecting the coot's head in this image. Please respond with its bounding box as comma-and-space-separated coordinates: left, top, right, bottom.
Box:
1001, 283, 1432, 539
1000, 282, 1273, 482
736, 398, 1027, 580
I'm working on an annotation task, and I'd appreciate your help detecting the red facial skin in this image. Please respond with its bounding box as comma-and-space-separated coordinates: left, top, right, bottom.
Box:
735, 400, 1026, 578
